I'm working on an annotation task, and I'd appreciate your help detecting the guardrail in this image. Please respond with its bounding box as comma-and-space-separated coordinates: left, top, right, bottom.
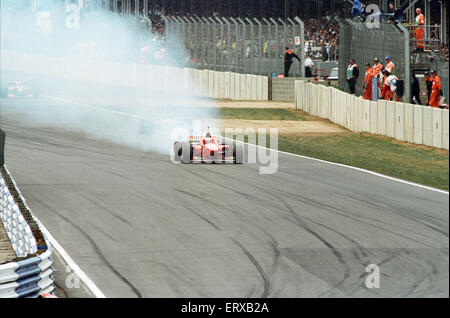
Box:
295, 80, 449, 150
1, 159, 55, 298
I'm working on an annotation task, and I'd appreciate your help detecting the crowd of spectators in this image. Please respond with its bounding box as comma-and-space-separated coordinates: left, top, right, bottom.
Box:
439, 44, 449, 62
148, 7, 165, 39
304, 16, 339, 61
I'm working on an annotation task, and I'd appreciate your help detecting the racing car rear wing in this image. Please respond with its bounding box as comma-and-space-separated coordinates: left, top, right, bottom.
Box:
189, 135, 204, 142
188, 135, 221, 142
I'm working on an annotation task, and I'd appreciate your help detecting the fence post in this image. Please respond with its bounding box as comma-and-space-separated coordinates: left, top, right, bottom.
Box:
294, 17, 305, 78
222, 17, 232, 72
270, 18, 280, 75
278, 18, 287, 75
254, 18, 263, 75
397, 23, 411, 102
263, 18, 274, 76
244, 17, 256, 75
0, 129, 5, 165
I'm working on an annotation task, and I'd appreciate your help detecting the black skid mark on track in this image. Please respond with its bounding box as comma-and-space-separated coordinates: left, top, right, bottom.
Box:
231, 239, 271, 298
343, 192, 449, 239
29, 194, 143, 298
267, 191, 351, 297
177, 197, 272, 298
77, 191, 132, 226
182, 165, 354, 295
208, 167, 439, 249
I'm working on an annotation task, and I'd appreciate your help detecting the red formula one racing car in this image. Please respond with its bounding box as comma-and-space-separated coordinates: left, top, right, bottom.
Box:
173, 132, 243, 164
1, 81, 38, 98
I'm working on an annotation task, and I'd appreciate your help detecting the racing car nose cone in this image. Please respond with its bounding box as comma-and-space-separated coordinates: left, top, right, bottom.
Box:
210, 151, 215, 156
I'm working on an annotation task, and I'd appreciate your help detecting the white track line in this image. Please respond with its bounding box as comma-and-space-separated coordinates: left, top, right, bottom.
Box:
17, 95, 110, 297
37, 222, 106, 298
4, 162, 106, 297
233, 138, 449, 195
41, 94, 143, 119
42, 94, 449, 196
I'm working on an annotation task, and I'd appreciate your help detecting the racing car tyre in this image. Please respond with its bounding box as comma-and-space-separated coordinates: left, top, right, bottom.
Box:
181, 142, 192, 164
233, 142, 244, 164
172, 142, 182, 163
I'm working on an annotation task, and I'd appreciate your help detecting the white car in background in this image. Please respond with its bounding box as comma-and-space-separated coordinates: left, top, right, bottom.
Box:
327, 67, 339, 80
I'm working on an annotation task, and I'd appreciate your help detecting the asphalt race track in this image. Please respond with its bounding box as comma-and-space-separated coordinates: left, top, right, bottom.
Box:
0, 96, 448, 298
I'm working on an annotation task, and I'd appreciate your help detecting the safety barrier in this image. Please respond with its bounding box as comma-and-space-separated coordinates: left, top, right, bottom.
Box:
186, 68, 268, 101
294, 80, 449, 150
1, 50, 269, 101
0, 164, 54, 298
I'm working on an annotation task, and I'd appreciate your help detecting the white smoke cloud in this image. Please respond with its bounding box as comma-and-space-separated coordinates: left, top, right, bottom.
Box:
1, 0, 218, 155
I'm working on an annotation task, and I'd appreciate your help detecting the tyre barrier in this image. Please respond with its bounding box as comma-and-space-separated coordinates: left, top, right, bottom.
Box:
0, 249, 54, 298
0, 165, 54, 298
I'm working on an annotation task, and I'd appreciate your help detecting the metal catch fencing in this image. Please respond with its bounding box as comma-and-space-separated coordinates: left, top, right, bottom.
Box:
162, 16, 305, 77
337, 18, 410, 100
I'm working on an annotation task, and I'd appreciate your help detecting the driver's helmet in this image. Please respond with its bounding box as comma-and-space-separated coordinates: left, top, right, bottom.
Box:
204, 137, 212, 144
205, 132, 211, 138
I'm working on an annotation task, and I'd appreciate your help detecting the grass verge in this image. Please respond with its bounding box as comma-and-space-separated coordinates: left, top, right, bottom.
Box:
217, 108, 309, 121
279, 133, 449, 190
233, 132, 449, 190
216, 108, 448, 190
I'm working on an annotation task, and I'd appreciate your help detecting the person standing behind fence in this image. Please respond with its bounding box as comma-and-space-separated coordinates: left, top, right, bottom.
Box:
382, 69, 399, 101
372, 57, 383, 100
284, 46, 300, 77
363, 63, 373, 100
305, 54, 314, 78
385, 56, 395, 75
346, 58, 359, 94
429, 70, 443, 108
411, 71, 422, 105
415, 8, 425, 51
410, 71, 422, 105
424, 71, 433, 105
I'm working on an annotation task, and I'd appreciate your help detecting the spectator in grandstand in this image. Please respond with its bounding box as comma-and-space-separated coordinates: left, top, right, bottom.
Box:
384, 2, 404, 24
346, 58, 359, 94
440, 45, 449, 62
284, 46, 300, 77
303, 17, 339, 61
410, 71, 422, 105
305, 54, 314, 78
392, 3, 405, 23
363, 63, 373, 100
351, 0, 363, 19
321, 44, 328, 61
429, 70, 443, 108
415, 8, 425, 51
424, 72, 433, 105
262, 38, 269, 58
326, 42, 332, 62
